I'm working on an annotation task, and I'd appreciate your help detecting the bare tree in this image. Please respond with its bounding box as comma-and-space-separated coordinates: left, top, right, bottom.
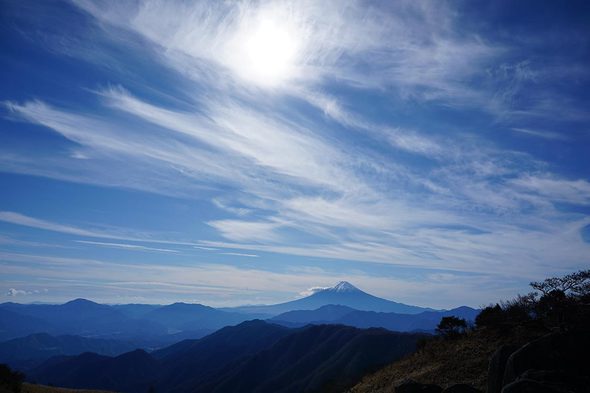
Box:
530, 269, 590, 297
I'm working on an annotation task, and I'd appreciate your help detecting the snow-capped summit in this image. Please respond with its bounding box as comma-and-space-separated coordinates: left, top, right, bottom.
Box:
328, 281, 359, 293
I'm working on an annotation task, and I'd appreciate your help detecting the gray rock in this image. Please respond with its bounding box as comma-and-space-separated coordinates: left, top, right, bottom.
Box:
396, 380, 443, 393
501, 379, 567, 393
503, 331, 589, 386
488, 344, 519, 393
517, 369, 590, 393
441, 384, 481, 393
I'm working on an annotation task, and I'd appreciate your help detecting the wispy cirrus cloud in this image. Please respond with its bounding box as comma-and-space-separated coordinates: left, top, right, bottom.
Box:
72, 0, 503, 104
0, 211, 197, 248
509, 176, 590, 205
220, 252, 259, 258
0, 251, 525, 307
510, 128, 568, 141
75, 240, 179, 253
0, 211, 107, 238
4, 89, 590, 279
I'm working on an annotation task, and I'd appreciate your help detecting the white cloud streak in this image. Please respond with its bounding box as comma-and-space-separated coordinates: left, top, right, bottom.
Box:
0, 211, 106, 238
75, 240, 179, 253
0, 251, 526, 308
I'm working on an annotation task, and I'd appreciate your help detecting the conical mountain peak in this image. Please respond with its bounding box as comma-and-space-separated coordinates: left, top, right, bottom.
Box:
329, 281, 360, 292
227, 280, 432, 314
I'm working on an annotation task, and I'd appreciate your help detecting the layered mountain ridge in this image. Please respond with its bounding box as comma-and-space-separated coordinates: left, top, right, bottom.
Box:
0, 281, 479, 382
27, 320, 426, 393
0, 281, 477, 393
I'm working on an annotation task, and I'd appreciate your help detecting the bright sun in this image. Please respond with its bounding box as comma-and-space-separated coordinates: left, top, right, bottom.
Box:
228, 10, 302, 88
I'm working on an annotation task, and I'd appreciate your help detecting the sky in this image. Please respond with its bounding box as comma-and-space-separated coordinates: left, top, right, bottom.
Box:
0, 0, 589, 309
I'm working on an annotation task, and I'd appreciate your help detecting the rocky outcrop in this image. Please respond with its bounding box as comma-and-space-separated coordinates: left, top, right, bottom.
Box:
395, 380, 442, 393
501, 378, 567, 393
441, 384, 481, 393
486, 331, 590, 393
394, 381, 481, 393
502, 369, 590, 393
488, 344, 519, 393
502, 331, 588, 385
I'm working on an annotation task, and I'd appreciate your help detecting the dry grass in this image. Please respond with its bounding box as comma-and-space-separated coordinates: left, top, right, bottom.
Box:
347, 327, 546, 393
21, 383, 115, 393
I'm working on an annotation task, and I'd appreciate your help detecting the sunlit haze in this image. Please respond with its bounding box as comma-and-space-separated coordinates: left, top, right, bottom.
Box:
232, 13, 302, 87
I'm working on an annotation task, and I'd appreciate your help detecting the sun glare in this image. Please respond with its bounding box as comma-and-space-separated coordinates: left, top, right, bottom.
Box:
228, 10, 302, 88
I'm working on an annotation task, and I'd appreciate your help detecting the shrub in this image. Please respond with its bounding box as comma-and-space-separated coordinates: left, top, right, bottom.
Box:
475, 304, 504, 329
416, 335, 435, 352
436, 316, 467, 338
501, 292, 537, 323
0, 364, 24, 393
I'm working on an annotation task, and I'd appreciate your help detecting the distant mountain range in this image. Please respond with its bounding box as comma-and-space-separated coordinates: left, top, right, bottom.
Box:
141, 302, 265, 332
270, 304, 479, 332
28, 320, 426, 393
0, 299, 167, 341
1, 281, 458, 342
0, 282, 478, 393
0, 281, 479, 375
0, 298, 252, 343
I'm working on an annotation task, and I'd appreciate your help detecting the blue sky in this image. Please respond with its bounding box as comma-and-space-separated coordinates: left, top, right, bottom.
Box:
1, 0, 589, 308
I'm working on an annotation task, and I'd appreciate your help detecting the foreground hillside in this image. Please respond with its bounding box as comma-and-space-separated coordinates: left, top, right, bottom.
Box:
350, 270, 590, 393
21, 383, 113, 393
348, 327, 545, 392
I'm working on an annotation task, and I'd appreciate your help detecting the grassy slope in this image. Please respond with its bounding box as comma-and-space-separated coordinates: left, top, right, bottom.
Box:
21, 383, 115, 393
347, 326, 547, 393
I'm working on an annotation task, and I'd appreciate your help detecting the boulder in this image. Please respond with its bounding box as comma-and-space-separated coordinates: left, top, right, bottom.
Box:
488, 344, 519, 393
441, 384, 481, 392
502, 331, 589, 386
513, 369, 590, 393
396, 380, 442, 393
501, 379, 566, 393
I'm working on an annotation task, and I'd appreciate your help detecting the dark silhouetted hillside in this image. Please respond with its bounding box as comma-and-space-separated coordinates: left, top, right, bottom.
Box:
28, 321, 424, 393
200, 324, 425, 393
0, 333, 137, 370
21, 382, 114, 393
28, 320, 291, 393
29, 350, 158, 393
154, 320, 292, 392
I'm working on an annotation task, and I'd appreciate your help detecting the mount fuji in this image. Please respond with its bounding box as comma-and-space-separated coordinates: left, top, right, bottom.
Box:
224, 281, 434, 315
